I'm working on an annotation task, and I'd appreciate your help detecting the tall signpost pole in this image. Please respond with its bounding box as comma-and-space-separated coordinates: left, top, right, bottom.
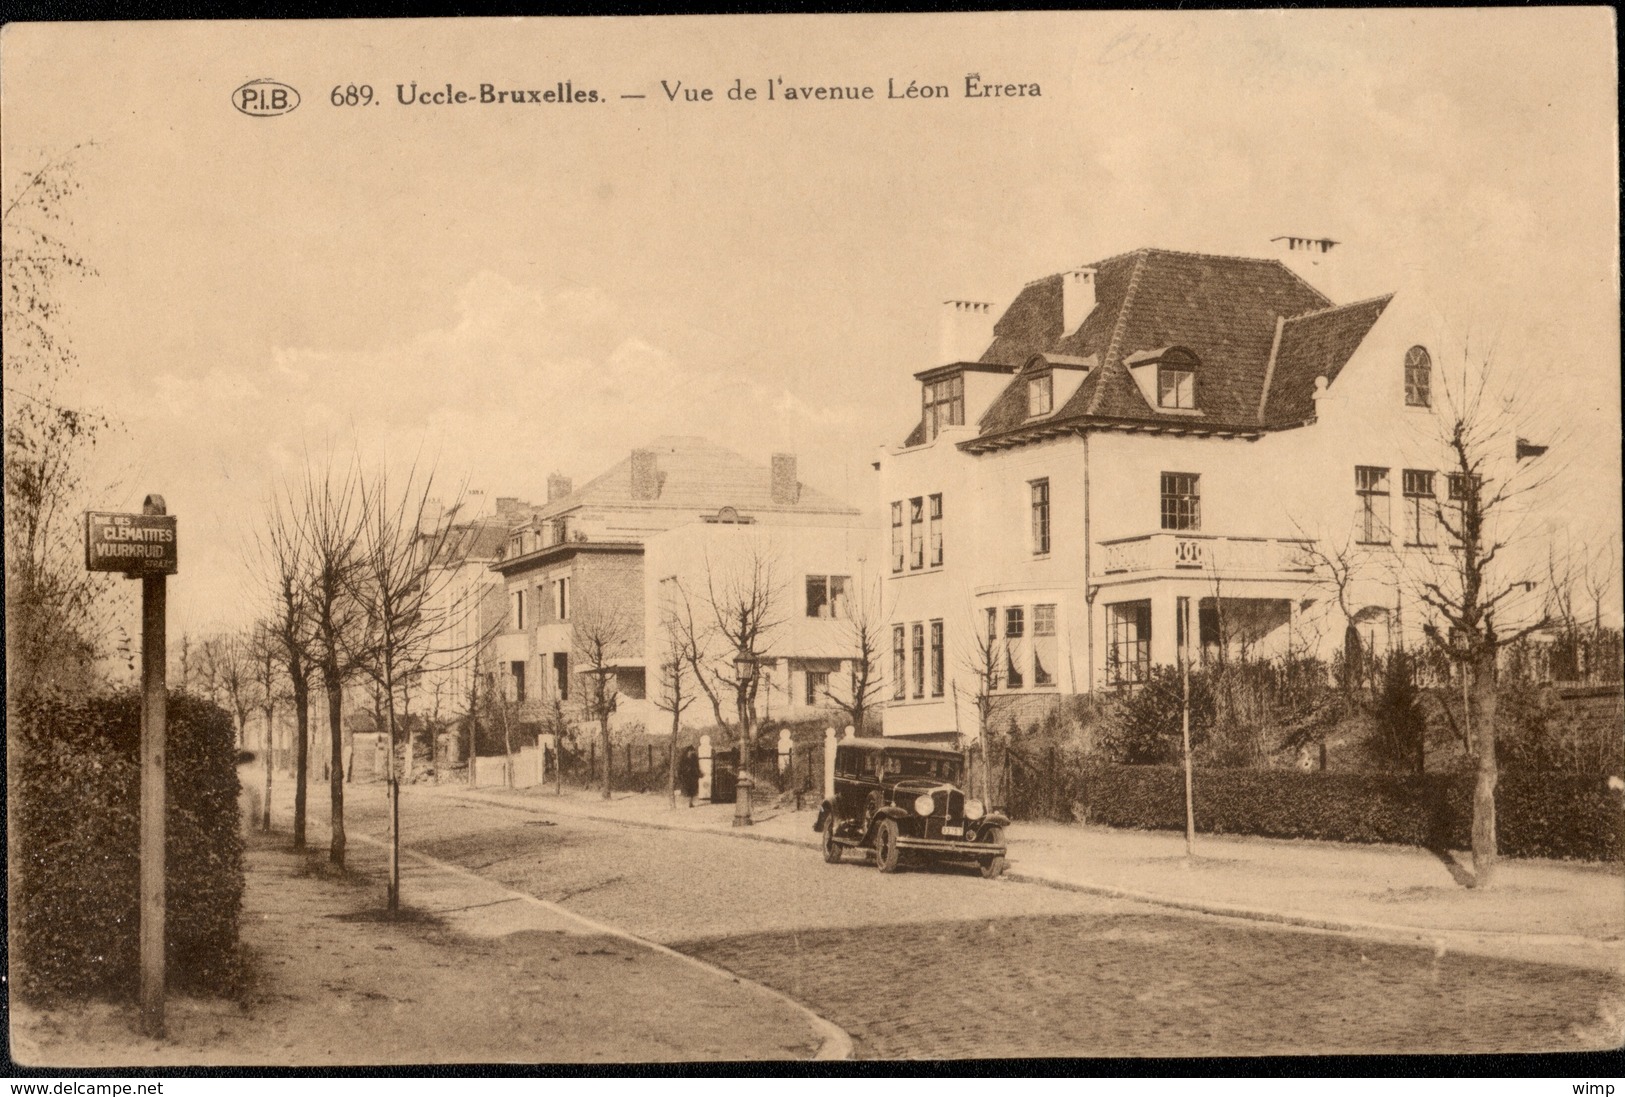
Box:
139, 495, 168, 1037
85, 495, 177, 1039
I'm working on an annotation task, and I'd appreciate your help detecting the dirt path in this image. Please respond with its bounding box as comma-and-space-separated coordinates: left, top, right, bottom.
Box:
10, 829, 831, 1067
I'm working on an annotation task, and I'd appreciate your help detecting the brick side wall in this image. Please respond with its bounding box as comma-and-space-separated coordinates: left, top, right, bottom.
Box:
574, 553, 646, 656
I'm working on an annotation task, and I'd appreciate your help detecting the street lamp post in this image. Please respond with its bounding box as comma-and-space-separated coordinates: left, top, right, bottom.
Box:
734, 651, 757, 827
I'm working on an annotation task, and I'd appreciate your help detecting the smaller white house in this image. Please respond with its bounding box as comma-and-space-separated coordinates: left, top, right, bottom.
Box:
643, 519, 880, 733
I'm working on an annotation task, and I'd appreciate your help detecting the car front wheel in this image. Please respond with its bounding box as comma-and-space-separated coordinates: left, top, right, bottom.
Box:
822, 813, 843, 864
873, 817, 902, 874
979, 825, 1006, 879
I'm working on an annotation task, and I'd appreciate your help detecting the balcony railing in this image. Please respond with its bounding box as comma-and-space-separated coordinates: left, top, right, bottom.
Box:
1098, 532, 1316, 577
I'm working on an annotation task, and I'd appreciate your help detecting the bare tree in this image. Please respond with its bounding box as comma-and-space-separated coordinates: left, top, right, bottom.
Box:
248, 621, 287, 832
1405, 352, 1556, 888
346, 463, 470, 912
664, 577, 730, 732
704, 547, 786, 783
956, 608, 1006, 805
651, 606, 695, 808
820, 574, 888, 735
295, 457, 370, 867
257, 491, 318, 849
200, 632, 255, 748
573, 598, 639, 800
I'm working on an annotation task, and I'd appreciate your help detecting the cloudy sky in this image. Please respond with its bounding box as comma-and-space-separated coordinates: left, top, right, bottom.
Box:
3, 10, 1618, 638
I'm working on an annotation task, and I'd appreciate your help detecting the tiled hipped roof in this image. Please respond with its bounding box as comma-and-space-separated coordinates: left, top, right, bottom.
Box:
964, 249, 1389, 445
536, 436, 858, 520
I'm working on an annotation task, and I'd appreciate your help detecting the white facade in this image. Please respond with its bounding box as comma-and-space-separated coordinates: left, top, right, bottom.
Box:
643, 519, 879, 734
876, 251, 1518, 741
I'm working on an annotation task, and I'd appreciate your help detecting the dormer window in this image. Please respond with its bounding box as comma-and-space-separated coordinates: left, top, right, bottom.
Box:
1127, 346, 1200, 412
1027, 372, 1053, 417
1404, 346, 1432, 407
1157, 356, 1196, 409
922, 374, 965, 441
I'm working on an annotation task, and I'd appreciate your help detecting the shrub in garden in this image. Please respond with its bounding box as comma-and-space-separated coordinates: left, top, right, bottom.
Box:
9, 687, 245, 1001
1073, 763, 1622, 861
1098, 666, 1214, 765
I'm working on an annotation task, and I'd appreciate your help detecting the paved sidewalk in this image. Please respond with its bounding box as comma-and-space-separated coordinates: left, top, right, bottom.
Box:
447, 783, 1625, 972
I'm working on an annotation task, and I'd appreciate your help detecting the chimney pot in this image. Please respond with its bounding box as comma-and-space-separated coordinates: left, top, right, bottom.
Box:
1061, 268, 1097, 337
630, 449, 661, 501
937, 299, 995, 365
770, 453, 799, 505
547, 473, 573, 503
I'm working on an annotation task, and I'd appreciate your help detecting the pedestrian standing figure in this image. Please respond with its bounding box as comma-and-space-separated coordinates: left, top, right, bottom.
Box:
678, 746, 702, 808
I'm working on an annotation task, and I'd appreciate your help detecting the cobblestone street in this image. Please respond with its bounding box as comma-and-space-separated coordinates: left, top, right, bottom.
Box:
343, 789, 1624, 1059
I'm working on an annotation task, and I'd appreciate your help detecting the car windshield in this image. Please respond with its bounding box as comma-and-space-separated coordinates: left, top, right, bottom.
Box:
882, 753, 962, 782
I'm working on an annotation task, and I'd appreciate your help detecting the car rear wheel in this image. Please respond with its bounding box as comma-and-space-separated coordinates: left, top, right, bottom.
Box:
979, 825, 1006, 879
873, 818, 902, 874
822, 813, 843, 864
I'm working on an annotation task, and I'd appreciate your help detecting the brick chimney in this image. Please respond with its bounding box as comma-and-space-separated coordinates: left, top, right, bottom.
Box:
495, 497, 522, 515
630, 449, 661, 501
1061, 268, 1097, 336
546, 473, 573, 503
770, 453, 799, 505
937, 300, 994, 365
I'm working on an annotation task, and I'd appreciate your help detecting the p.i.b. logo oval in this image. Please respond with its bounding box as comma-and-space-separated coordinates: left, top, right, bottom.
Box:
233, 79, 300, 117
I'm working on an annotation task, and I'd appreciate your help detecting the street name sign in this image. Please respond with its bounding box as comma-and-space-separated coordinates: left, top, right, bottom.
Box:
85, 511, 179, 575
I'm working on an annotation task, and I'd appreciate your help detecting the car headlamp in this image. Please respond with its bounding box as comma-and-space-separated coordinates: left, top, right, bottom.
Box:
914, 793, 935, 816
964, 799, 986, 821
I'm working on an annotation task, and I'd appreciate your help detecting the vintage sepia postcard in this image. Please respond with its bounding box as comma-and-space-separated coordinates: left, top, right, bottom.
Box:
3, 9, 1621, 1073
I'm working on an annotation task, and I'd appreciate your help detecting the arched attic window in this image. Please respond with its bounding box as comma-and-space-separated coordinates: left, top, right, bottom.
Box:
1404, 346, 1432, 408
1156, 348, 1198, 410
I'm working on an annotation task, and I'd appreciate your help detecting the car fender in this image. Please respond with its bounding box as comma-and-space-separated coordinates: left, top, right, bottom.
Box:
812, 799, 835, 832
860, 805, 911, 843
981, 811, 1011, 830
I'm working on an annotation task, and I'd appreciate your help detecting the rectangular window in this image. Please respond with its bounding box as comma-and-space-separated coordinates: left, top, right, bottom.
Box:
512, 590, 526, 631
1402, 469, 1436, 546
1004, 607, 1026, 690
911, 623, 925, 699
806, 575, 828, 618
929, 620, 944, 697
928, 493, 944, 567
1033, 604, 1057, 687
1027, 373, 1053, 417
1356, 466, 1391, 544
1106, 601, 1152, 685
1160, 472, 1201, 531
1158, 366, 1195, 409
1405, 347, 1432, 408
909, 497, 925, 570
510, 660, 527, 704
922, 374, 966, 442
553, 652, 569, 701
890, 501, 904, 573
828, 575, 849, 618
892, 625, 906, 701
1030, 479, 1051, 556
806, 575, 853, 618
554, 576, 570, 621
804, 669, 829, 707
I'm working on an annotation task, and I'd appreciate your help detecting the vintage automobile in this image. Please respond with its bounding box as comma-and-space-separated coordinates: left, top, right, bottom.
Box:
811, 737, 1009, 877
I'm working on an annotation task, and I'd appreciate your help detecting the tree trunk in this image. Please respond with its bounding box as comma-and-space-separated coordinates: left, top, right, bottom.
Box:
600, 713, 613, 799
384, 674, 401, 914
293, 685, 310, 850
1469, 645, 1499, 887
327, 680, 346, 865
261, 705, 275, 832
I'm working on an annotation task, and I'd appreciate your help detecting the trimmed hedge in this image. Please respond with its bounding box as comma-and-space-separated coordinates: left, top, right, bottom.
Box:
9, 688, 245, 1001
1073, 765, 1624, 862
